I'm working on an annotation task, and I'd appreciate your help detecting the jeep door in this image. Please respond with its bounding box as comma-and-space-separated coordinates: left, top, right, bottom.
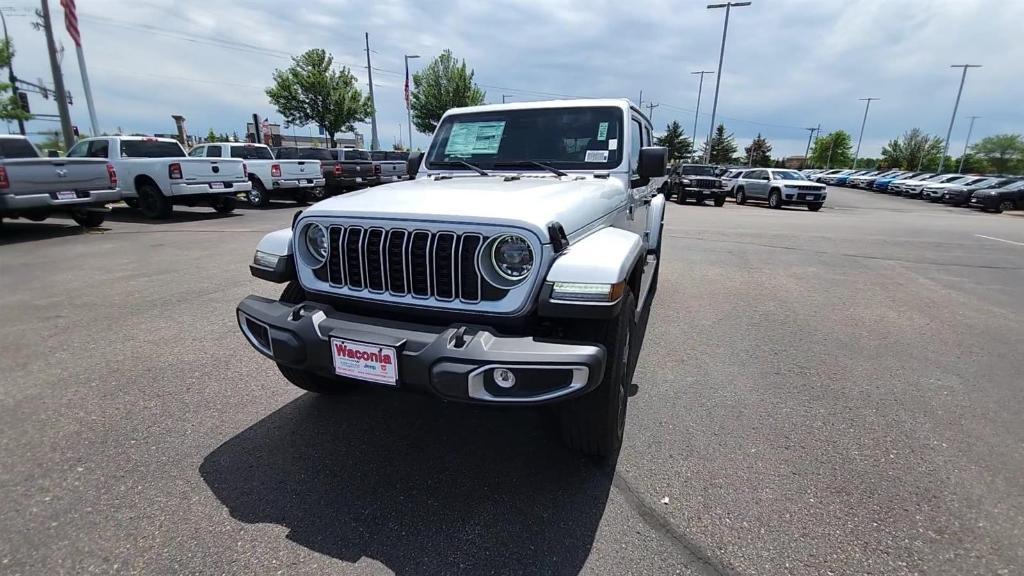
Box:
628, 113, 652, 245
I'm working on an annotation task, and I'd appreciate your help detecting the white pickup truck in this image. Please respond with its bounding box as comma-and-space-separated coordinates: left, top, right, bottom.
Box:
188, 142, 325, 208
67, 136, 251, 219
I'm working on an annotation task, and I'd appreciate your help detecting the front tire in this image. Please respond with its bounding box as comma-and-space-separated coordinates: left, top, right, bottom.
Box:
768, 189, 783, 209
735, 188, 747, 205
807, 202, 823, 212
558, 287, 637, 459
673, 186, 685, 205
994, 200, 1015, 214
71, 210, 106, 227
713, 194, 726, 207
137, 183, 172, 219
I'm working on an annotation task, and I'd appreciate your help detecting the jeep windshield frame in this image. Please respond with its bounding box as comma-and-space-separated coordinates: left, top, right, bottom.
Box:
424, 106, 624, 172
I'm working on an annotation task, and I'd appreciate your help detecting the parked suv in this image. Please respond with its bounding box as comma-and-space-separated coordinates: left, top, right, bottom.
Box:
734, 168, 827, 210
666, 163, 726, 206
237, 99, 668, 458
969, 179, 1024, 213
943, 177, 1020, 207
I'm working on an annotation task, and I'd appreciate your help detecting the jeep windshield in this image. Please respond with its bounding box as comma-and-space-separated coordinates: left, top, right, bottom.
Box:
678, 165, 717, 176
424, 106, 623, 171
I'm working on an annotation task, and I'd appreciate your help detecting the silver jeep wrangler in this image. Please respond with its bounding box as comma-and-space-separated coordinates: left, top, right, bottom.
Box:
237, 99, 668, 457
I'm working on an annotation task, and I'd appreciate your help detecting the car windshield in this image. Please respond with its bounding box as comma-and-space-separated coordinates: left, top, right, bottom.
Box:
678, 165, 717, 176
425, 106, 623, 171
230, 145, 273, 160
120, 140, 185, 158
772, 170, 806, 181
0, 138, 40, 158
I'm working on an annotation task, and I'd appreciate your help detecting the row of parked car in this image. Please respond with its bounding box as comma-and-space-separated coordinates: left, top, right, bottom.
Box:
801, 168, 1024, 213
0, 134, 411, 227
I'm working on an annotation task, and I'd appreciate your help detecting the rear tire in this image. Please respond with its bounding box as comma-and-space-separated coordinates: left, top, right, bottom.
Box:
558, 288, 637, 459
137, 183, 172, 219
246, 179, 270, 208
768, 189, 783, 209
211, 196, 237, 214
807, 202, 823, 212
277, 281, 353, 395
735, 188, 747, 205
71, 210, 106, 227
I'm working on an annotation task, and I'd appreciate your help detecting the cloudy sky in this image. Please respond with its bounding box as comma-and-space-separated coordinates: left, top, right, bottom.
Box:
5, 0, 1022, 157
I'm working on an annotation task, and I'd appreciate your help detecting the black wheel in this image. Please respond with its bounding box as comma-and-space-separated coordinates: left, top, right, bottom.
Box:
71, 210, 106, 227
277, 281, 353, 395
246, 179, 270, 208
994, 200, 1015, 214
124, 198, 138, 209
694, 193, 705, 204
768, 189, 783, 209
306, 186, 326, 203
807, 202, 823, 212
713, 194, 726, 207
211, 196, 237, 214
558, 287, 637, 459
735, 188, 747, 205
137, 183, 172, 219
673, 186, 685, 204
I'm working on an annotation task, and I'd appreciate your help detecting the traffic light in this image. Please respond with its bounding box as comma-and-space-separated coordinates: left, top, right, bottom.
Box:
16, 91, 29, 113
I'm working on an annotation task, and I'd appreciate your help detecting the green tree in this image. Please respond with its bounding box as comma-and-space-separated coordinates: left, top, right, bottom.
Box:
743, 133, 773, 167
205, 128, 218, 142
410, 49, 485, 134
809, 130, 853, 168
0, 40, 31, 123
880, 128, 943, 170
700, 124, 737, 165
266, 49, 372, 148
970, 134, 1024, 174
39, 131, 64, 154
954, 153, 990, 174
856, 157, 879, 169
231, 131, 240, 142
654, 121, 693, 161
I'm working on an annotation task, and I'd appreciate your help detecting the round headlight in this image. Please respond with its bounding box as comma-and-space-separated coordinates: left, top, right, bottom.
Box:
304, 223, 328, 265
491, 234, 533, 281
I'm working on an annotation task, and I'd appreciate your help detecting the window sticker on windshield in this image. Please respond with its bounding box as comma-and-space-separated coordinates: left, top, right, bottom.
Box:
608, 139, 618, 150
445, 121, 506, 156
597, 122, 609, 141
585, 150, 609, 162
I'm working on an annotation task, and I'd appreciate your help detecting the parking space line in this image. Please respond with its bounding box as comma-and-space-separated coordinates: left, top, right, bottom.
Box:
975, 234, 1024, 247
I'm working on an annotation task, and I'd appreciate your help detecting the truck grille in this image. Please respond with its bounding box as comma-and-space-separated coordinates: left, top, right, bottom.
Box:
692, 178, 719, 189
326, 225, 488, 303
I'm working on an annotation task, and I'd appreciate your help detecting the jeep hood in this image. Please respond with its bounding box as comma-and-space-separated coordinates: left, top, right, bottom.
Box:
302, 175, 627, 239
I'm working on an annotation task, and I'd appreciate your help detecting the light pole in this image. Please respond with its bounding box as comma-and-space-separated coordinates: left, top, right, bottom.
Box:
690, 70, 714, 158
704, 1, 751, 164
404, 54, 419, 151
852, 97, 878, 169
939, 64, 981, 174
958, 115, 979, 173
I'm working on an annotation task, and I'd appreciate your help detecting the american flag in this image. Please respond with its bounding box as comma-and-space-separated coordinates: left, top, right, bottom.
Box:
60, 0, 81, 47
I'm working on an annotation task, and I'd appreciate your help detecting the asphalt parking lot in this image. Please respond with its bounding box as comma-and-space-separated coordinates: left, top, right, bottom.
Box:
1, 188, 1022, 575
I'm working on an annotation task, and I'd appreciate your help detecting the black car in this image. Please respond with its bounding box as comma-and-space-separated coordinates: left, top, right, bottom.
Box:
968, 180, 1024, 213
664, 163, 727, 206
942, 177, 1020, 207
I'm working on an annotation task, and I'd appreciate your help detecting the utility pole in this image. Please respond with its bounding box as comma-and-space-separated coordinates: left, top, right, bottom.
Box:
364, 32, 379, 151
704, 1, 751, 164
690, 70, 713, 157
637, 89, 642, 110
645, 102, 659, 124
802, 127, 817, 169
852, 97, 878, 169
403, 53, 419, 151
1, 11, 25, 135
826, 138, 835, 169
958, 115, 979, 173
938, 64, 981, 174
39, 0, 73, 149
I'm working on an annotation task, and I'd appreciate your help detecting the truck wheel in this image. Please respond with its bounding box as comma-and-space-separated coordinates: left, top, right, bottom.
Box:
807, 202, 823, 212
246, 180, 270, 208
277, 281, 352, 395
735, 188, 747, 205
71, 210, 106, 227
768, 189, 783, 209
673, 186, 685, 204
124, 198, 138, 209
137, 183, 172, 219
558, 287, 637, 459
305, 186, 327, 203
713, 194, 726, 207
211, 196, 237, 214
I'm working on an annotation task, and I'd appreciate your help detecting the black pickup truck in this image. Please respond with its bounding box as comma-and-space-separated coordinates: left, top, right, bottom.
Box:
273, 147, 373, 195
665, 163, 727, 206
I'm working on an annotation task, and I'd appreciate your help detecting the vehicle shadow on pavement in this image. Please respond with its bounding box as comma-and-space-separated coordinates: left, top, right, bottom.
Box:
200, 390, 614, 575
0, 221, 98, 245
105, 207, 242, 224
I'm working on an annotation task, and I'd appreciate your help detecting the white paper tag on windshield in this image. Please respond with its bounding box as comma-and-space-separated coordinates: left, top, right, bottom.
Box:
597, 122, 609, 141
445, 121, 506, 156
585, 150, 609, 162
607, 139, 618, 150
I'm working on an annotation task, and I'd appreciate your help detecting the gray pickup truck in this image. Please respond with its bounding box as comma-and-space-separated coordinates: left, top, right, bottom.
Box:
0, 135, 121, 227
369, 150, 408, 184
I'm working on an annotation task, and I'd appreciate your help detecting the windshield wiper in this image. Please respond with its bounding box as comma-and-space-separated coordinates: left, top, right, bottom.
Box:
431, 160, 489, 176
493, 161, 568, 177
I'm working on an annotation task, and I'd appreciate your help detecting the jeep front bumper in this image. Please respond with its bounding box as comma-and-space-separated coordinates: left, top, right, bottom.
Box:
237, 295, 606, 405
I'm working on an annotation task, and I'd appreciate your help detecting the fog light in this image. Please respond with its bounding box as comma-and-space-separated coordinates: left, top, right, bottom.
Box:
493, 368, 516, 388
253, 250, 280, 269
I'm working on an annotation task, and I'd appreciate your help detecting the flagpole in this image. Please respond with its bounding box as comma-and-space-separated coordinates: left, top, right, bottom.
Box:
75, 44, 98, 136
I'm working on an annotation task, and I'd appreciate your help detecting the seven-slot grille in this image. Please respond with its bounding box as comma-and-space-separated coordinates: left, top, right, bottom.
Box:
691, 178, 720, 189
326, 226, 486, 303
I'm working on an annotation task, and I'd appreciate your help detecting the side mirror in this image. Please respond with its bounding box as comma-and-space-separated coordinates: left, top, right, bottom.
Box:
638, 147, 668, 178
407, 151, 423, 179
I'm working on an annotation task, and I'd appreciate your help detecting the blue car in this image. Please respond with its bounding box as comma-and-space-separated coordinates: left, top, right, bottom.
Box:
834, 170, 872, 186
874, 172, 928, 191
